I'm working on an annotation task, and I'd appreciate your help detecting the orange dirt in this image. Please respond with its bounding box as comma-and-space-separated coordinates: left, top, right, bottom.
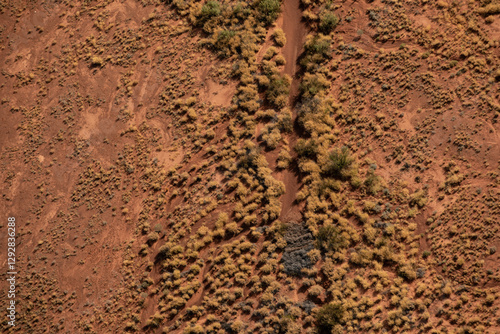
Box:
278, 0, 307, 221
0, 0, 499, 333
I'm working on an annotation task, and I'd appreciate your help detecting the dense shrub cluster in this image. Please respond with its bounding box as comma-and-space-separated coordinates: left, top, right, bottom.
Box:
213, 29, 237, 58
315, 303, 344, 334
299, 72, 330, 98
300, 34, 332, 71
198, 1, 221, 24
256, 0, 282, 25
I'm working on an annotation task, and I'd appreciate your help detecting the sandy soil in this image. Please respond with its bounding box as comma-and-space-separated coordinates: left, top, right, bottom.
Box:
277, 0, 307, 221
0, 0, 498, 333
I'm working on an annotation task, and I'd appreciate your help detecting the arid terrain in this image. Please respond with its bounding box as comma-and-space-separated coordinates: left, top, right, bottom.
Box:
0, 0, 499, 333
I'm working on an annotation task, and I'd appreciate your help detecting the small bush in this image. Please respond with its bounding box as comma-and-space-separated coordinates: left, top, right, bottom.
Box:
263, 46, 278, 60
274, 54, 286, 66
145, 312, 163, 329
308, 284, 324, 298
322, 146, 354, 179
183, 324, 205, 334
276, 108, 292, 133
494, 69, 500, 82
226, 222, 240, 235
262, 126, 282, 150
256, 75, 271, 87
315, 303, 344, 334
155, 244, 170, 262
238, 145, 261, 169
147, 232, 159, 244
213, 30, 237, 58
319, 10, 339, 33
398, 264, 417, 281
410, 189, 428, 208
267, 74, 291, 108
315, 225, 346, 252
276, 149, 291, 168
256, 108, 276, 119
364, 171, 382, 194
295, 139, 319, 160
90, 56, 104, 67
272, 28, 287, 46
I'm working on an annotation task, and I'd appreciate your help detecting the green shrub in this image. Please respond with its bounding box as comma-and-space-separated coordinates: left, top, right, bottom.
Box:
299, 73, 329, 98
198, 1, 221, 24
319, 10, 339, 33
315, 225, 346, 252
315, 303, 344, 333
213, 30, 237, 58
300, 34, 331, 69
322, 146, 354, 179
364, 171, 382, 194
257, 0, 281, 25
232, 2, 252, 19
267, 74, 291, 107
304, 35, 330, 56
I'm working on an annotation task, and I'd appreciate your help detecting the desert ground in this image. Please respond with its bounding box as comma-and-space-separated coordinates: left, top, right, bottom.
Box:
0, 0, 499, 333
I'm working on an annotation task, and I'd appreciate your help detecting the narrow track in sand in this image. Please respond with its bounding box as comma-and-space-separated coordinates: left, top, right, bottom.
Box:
278, 0, 307, 221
